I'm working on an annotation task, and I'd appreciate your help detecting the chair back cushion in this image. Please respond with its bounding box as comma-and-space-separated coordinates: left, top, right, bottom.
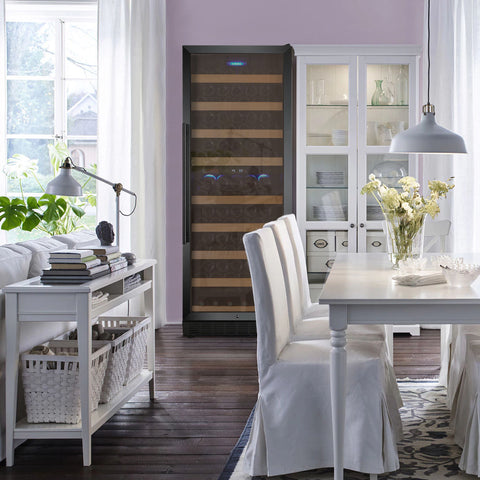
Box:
265, 220, 303, 330
278, 214, 311, 311
243, 228, 290, 376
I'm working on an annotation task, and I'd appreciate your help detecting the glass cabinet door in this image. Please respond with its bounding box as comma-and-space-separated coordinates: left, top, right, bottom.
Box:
357, 56, 417, 251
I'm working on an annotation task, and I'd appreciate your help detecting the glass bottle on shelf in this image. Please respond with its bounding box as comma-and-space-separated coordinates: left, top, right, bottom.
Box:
395, 65, 408, 105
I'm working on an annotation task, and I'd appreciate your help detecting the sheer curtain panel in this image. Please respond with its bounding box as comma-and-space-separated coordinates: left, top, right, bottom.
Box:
424, 0, 480, 252
98, 0, 166, 327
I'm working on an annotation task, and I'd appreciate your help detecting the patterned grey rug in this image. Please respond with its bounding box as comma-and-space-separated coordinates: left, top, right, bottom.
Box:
219, 382, 475, 479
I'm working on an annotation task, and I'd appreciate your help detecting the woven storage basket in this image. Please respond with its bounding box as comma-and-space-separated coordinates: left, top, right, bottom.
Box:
22, 340, 110, 424
98, 316, 150, 385
93, 322, 134, 404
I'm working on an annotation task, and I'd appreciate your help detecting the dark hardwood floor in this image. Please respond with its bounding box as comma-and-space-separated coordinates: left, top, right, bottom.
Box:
0, 326, 440, 479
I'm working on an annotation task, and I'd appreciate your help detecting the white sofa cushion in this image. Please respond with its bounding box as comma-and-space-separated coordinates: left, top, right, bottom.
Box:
0, 246, 31, 288
53, 230, 100, 249
14, 237, 68, 278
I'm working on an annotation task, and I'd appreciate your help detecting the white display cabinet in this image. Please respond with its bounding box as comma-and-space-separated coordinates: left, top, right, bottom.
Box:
294, 46, 421, 334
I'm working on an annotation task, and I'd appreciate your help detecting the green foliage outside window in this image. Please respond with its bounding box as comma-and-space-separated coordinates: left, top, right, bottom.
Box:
0, 142, 97, 235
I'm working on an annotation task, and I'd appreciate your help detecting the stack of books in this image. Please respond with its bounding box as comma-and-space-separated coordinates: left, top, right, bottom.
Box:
85, 245, 128, 273
41, 249, 111, 284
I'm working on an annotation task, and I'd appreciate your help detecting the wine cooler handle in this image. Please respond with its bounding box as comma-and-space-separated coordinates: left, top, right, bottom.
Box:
183, 123, 191, 244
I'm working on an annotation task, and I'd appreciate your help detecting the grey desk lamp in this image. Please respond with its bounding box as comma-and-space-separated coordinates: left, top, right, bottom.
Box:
45, 157, 137, 247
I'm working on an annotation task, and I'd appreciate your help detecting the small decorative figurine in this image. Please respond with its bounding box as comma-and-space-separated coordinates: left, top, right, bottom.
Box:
96, 220, 115, 246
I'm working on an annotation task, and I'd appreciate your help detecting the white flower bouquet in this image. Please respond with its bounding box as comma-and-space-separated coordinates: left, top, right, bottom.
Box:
361, 174, 454, 266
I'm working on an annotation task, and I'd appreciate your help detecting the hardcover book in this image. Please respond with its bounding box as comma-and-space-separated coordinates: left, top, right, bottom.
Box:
42, 264, 110, 276
49, 249, 94, 259
40, 270, 110, 283
98, 251, 122, 262
49, 258, 101, 269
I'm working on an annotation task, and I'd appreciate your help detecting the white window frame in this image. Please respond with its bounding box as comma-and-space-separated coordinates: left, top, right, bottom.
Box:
3, 2, 97, 194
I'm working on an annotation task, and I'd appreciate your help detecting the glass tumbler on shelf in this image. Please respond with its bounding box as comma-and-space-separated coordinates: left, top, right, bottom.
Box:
308, 79, 325, 105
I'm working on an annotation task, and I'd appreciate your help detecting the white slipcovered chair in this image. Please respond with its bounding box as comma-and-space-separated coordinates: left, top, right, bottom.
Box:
274, 214, 392, 357
452, 335, 480, 475
242, 226, 402, 477
265, 218, 388, 344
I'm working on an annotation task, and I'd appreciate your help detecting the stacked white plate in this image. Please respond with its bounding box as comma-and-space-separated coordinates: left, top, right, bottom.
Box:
316, 171, 345, 186
332, 129, 347, 146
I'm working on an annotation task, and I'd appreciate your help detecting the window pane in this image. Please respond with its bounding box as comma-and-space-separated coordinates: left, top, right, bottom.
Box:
65, 22, 97, 78
7, 79, 54, 134
7, 22, 55, 76
67, 140, 97, 195
7, 138, 53, 194
67, 80, 97, 136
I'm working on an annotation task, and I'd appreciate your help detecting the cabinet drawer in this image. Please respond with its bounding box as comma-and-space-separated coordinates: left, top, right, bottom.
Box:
306, 231, 336, 252
307, 253, 336, 273
366, 231, 387, 252
335, 231, 349, 252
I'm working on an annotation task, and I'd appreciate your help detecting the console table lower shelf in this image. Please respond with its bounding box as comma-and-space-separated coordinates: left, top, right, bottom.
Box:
13, 370, 151, 439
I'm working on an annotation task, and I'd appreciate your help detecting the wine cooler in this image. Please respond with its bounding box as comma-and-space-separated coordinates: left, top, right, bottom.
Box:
183, 45, 293, 336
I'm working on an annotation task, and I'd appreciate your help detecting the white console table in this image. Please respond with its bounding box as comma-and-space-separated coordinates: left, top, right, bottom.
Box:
4, 259, 156, 467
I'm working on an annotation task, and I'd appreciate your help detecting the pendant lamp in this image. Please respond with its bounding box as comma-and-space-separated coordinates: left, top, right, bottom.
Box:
389, 0, 467, 154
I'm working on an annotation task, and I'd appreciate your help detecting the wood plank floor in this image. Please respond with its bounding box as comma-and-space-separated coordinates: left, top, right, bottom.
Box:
0, 326, 440, 479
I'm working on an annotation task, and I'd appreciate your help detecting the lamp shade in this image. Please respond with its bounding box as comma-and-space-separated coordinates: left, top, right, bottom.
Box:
389, 112, 467, 154
45, 167, 83, 196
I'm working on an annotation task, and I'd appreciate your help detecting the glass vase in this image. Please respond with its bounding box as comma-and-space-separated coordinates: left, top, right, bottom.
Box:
371, 80, 385, 106
382, 213, 425, 268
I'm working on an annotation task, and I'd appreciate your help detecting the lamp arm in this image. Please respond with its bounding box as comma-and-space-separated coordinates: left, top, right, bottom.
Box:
71, 164, 136, 197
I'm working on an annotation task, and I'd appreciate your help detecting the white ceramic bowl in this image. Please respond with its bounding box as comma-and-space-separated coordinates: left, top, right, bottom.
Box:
441, 264, 480, 287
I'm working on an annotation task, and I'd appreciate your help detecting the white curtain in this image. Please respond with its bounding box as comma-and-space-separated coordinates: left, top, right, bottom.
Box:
98, 0, 166, 327
425, 0, 480, 252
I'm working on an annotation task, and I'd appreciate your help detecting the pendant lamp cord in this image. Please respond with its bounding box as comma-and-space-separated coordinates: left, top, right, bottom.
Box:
427, 0, 431, 106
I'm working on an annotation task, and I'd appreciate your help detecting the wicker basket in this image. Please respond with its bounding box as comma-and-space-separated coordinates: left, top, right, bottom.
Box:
22, 340, 110, 424
98, 316, 150, 385
94, 322, 134, 404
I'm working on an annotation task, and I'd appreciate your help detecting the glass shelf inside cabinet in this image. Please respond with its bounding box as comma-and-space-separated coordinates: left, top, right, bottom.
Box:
366, 64, 409, 146
306, 155, 348, 221
307, 64, 349, 147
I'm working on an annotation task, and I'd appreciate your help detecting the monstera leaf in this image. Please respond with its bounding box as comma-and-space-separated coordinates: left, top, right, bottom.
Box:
0, 197, 27, 230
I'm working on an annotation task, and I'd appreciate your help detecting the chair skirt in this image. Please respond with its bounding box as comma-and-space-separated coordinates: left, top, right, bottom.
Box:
243, 339, 402, 477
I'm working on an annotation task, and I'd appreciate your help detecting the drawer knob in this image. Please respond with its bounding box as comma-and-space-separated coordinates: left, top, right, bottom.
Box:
350, 223, 355, 228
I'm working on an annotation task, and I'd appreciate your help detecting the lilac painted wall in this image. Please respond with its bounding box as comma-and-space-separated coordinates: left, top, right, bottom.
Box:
165, 0, 424, 324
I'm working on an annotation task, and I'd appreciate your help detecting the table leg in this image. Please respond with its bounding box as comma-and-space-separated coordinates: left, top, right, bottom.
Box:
330, 305, 347, 480
76, 294, 92, 466
5, 293, 19, 467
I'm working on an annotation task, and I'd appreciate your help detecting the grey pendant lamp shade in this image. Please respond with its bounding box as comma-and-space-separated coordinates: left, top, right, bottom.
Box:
45, 158, 83, 196
390, 105, 467, 154
389, 0, 467, 154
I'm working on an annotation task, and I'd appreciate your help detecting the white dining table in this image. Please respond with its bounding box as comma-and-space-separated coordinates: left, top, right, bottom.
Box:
319, 252, 480, 480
